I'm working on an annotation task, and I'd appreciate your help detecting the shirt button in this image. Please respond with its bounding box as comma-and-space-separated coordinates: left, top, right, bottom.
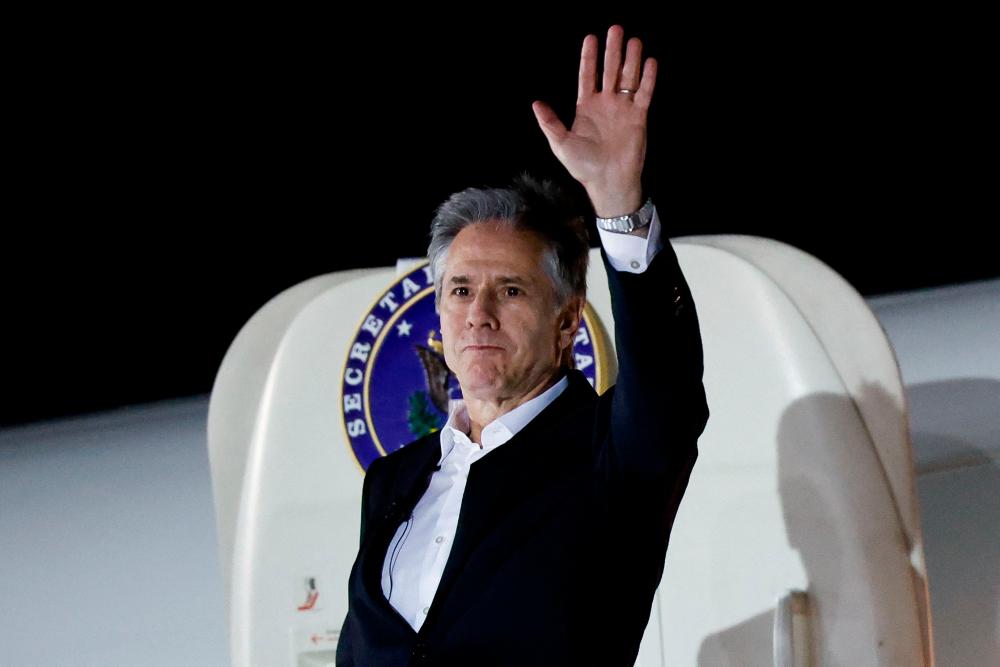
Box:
435, 535, 444, 543
630, 260, 641, 269
423, 606, 429, 614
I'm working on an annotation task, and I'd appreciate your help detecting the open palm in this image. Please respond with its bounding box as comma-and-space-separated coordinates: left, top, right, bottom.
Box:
532, 25, 657, 217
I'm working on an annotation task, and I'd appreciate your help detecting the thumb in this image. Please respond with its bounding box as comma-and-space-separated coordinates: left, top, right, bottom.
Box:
531, 100, 568, 146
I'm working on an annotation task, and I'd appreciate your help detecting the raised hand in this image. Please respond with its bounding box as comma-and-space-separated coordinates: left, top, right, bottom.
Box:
532, 24, 657, 218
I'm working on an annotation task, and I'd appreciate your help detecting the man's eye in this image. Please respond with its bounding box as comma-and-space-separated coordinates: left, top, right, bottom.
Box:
452, 287, 469, 297
505, 287, 521, 297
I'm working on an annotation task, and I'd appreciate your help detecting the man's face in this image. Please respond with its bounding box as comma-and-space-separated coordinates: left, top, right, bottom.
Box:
439, 222, 581, 405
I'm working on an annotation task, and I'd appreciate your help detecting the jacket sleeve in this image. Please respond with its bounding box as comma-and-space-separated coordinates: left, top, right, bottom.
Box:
336, 456, 385, 666
596, 212, 710, 481
335, 612, 355, 667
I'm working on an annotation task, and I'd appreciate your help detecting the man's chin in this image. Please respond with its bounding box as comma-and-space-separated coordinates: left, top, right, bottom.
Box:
456, 373, 503, 401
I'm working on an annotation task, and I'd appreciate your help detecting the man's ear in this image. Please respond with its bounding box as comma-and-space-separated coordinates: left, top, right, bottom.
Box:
557, 296, 585, 351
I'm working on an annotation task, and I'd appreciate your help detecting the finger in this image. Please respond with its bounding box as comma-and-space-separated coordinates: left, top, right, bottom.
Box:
601, 25, 625, 93
532, 100, 569, 144
619, 37, 643, 93
577, 34, 598, 103
634, 57, 657, 110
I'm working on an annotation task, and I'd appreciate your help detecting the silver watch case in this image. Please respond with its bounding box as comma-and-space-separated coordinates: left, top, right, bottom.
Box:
595, 197, 655, 233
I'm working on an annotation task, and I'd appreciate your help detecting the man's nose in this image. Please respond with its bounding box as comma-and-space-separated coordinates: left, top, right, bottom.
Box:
466, 290, 500, 329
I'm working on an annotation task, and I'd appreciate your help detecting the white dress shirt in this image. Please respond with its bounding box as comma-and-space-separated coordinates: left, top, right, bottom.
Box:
381, 206, 665, 631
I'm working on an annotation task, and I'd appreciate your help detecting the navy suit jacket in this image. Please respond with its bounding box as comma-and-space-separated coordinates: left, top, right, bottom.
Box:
337, 238, 709, 666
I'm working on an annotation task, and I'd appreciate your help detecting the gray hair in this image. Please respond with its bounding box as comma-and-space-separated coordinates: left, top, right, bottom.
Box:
427, 173, 590, 311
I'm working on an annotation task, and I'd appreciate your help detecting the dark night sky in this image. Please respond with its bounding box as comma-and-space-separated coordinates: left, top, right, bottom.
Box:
4, 9, 995, 427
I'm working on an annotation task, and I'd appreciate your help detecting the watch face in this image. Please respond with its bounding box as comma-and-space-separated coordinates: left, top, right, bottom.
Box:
638, 199, 654, 226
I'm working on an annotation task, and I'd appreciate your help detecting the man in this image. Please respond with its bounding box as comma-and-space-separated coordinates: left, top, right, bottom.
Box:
337, 25, 709, 666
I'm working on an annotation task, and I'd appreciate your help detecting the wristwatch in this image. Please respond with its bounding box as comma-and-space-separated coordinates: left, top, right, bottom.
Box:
594, 197, 655, 233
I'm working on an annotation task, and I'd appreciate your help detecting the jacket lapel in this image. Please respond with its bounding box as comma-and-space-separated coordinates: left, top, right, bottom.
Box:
422, 370, 597, 627
359, 434, 441, 634
358, 369, 597, 635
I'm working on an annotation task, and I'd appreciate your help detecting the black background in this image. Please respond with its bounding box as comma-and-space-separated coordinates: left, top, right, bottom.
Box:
4, 9, 994, 427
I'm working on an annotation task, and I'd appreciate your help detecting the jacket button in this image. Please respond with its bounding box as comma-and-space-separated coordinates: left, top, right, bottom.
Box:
411, 640, 431, 662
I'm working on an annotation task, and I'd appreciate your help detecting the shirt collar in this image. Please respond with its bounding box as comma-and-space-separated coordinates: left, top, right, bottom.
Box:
438, 371, 570, 464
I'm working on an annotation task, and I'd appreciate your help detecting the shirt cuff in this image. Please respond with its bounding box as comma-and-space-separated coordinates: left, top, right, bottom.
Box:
596, 205, 664, 273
